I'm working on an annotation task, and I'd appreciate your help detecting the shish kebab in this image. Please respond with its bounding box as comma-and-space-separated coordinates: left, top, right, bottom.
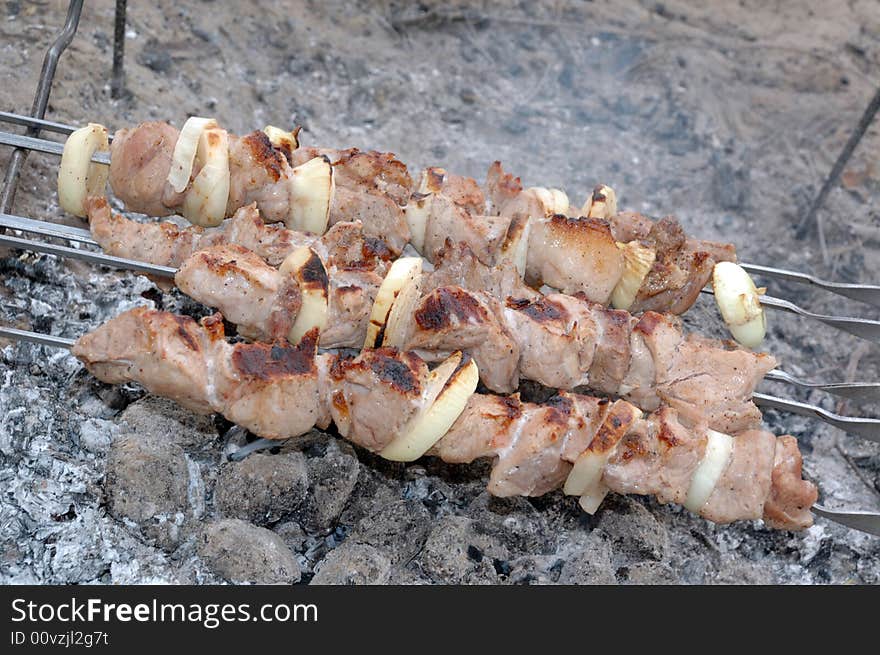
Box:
56, 305, 815, 531
55, 119, 765, 347
71, 196, 772, 437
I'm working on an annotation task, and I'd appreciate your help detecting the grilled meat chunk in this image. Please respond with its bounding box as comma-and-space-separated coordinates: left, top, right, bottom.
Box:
88, 197, 384, 270
631, 312, 776, 433
109, 122, 181, 217
407, 287, 520, 393
175, 243, 302, 342
72, 308, 320, 439
327, 349, 425, 451
762, 436, 818, 530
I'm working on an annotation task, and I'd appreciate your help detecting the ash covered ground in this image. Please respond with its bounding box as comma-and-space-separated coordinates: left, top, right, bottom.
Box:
1, 0, 879, 584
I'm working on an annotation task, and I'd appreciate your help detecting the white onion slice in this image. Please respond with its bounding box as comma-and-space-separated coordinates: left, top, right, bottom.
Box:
180, 128, 230, 227
288, 156, 334, 233
364, 257, 423, 349
499, 215, 532, 278
57, 123, 110, 217
684, 429, 734, 513
404, 193, 433, 253
280, 246, 329, 343
563, 401, 641, 514
712, 261, 766, 348
167, 116, 217, 193
528, 186, 569, 216
610, 241, 656, 310
582, 184, 617, 219
381, 353, 479, 462
263, 125, 299, 151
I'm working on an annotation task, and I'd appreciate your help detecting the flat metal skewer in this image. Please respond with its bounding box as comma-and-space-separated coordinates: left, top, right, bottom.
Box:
811, 505, 880, 536
0, 131, 110, 165
0, 212, 95, 245
741, 262, 880, 309
0, 232, 175, 278
754, 392, 880, 443
764, 369, 880, 404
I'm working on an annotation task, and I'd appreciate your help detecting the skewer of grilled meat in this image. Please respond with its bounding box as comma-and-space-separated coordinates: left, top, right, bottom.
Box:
71, 306, 817, 531
88, 120, 737, 315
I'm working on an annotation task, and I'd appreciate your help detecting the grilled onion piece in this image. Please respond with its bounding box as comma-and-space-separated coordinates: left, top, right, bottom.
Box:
280, 246, 329, 343
404, 193, 433, 253
712, 261, 766, 348
583, 184, 617, 219
365, 257, 423, 349
684, 429, 734, 512
288, 156, 334, 233
180, 127, 230, 227
381, 352, 479, 462
564, 401, 641, 514
499, 215, 532, 278
263, 125, 300, 152
167, 116, 218, 193
610, 241, 656, 310
57, 123, 110, 217
529, 186, 570, 216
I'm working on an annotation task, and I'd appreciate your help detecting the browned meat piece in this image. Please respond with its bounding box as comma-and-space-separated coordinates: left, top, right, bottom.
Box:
643, 216, 686, 255
588, 304, 634, 395
208, 318, 321, 439
502, 295, 597, 390
175, 243, 377, 349
292, 147, 412, 206
559, 394, 613, 463
71, 305, 211, 413
425, 241, 535, 300
488, 402, 573, 497
700, 429, 776, 524
607, 211, 654, 243
419, 166, 486, 214
226, 131, 295, 224
322, 269, 382, 349
331, 186, 410, 256
630, 245, 714, 315
109, 122, 181, 217
603, 408, 707, 506
687, 237, 736, 265
762, 436, 818, 530
204, 203, 312, 266
88, 199, 309, 268
313, 222, 394, 277
407, 287, 520, 393
327, 349, 426, 451
72, 308, 321, 439
484, 160, 543, 220
526, 215, 624, 303
175, 244, 301, 343
430, 394, 520, 463
625, 216, 717, 315
421, 194, 510, 265
87, 195, 205, 268
628, 312, 776, 433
